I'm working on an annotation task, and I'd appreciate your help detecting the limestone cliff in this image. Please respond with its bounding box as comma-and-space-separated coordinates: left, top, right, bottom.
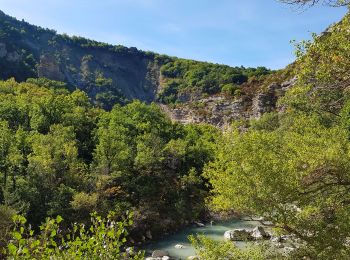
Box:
161, 77, 296, 128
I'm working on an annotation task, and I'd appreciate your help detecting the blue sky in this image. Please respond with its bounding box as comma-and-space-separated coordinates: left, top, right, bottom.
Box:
0, 0, 347, 69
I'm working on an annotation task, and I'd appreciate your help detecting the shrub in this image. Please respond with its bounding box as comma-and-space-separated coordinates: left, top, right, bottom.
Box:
5, 211, 144, 259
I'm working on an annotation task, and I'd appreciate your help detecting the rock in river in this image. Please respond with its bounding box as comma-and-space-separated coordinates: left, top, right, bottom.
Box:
251, 226, 270, 240
224, 229, 252, 241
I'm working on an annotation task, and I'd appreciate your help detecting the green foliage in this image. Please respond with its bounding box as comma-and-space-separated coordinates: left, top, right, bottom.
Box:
158, 59, 271, 103
26, 78, 69, 90
0, 79, 99, 227
93, 101, 219, 231
284, 13, 350, 117
6, 212, 144, 259
203, 12, 350, 259
205, 113, 350, 258
189, 235, 279, 260
221, 83, 240, 97
0, 78, 219, 250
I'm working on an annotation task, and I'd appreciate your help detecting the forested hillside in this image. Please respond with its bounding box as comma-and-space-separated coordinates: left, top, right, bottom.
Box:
0, 10, 271, 112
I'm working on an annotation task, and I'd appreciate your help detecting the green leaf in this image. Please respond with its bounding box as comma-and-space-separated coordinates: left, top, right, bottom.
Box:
8, 243, 17, 256
13, 231, 22, 240
56, 215, 63, 223
51, 229, 57, 238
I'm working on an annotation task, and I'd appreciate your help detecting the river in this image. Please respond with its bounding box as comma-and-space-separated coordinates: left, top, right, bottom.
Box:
143, 218, 263, 259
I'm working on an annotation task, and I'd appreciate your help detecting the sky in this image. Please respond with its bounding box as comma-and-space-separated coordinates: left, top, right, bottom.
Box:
0, 0, 347, 69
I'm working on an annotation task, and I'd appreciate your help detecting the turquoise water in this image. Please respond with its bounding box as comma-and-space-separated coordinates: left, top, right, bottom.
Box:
144, 219, 262, 259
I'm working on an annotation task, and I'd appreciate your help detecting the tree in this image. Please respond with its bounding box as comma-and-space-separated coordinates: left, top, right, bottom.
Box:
205, 112, 350, 259
280, 0, 350, 6
26, 125, 87, 224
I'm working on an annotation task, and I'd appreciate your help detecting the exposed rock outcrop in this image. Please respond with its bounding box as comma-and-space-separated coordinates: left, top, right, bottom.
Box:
251, 77, 296, 119
37, 54, 65, 81
251, 226, 270, 240
161, 77, 296, 128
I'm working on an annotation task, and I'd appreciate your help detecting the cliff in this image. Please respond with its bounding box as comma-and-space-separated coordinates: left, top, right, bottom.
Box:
0, 10, 292, 124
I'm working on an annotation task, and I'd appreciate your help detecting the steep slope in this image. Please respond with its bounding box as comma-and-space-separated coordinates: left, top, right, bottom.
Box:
0, 10, 290, 124
0, 10, 161, 107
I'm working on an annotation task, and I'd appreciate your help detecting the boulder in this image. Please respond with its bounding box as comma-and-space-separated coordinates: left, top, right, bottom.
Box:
174, 244, 185, 249
162, 256, 170, 260
251, 226, 270, 240
194, 221, 205, 227
152, 250, 169, 258
224, 229, 252, 241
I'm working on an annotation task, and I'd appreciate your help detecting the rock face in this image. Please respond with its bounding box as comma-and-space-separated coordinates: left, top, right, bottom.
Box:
224, 229, 253, 241
37, 54, 65, 82
0, 11, 160, 106
224, 226, 270, 241
251, 77, 296, 119
0, 42, 21, 63
251, 226, 270, 240
162, 78, 296, 128
161, 96, 252, 128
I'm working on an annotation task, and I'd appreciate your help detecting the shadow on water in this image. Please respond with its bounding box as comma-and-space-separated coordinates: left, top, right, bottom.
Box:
143, 218, 262, 260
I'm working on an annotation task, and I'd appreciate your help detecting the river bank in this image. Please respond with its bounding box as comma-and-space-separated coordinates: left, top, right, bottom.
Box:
142, 218, 264, 260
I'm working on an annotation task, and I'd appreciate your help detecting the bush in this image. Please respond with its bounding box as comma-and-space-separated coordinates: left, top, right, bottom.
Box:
221, 83, 239, 96
5, 211, 144, 259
